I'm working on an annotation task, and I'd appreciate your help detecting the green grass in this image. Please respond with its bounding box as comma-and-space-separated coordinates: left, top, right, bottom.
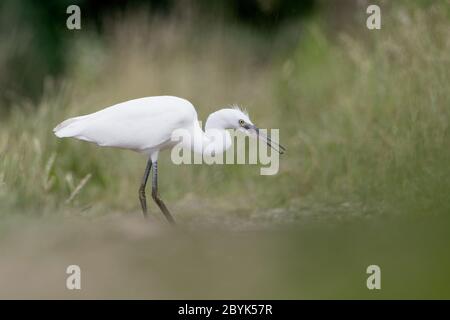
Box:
0, 2, 450, 298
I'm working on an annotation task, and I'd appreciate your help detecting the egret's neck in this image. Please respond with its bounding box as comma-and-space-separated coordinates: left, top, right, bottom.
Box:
190, 114, 232, 156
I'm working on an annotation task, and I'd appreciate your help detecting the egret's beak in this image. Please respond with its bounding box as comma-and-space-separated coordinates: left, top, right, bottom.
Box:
245, 124, 286, 154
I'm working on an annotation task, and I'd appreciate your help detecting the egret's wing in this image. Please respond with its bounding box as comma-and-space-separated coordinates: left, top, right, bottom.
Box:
54, 96, 196, 152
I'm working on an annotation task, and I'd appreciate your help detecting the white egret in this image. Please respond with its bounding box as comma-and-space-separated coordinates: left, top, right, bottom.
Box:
53, 96, 285, 224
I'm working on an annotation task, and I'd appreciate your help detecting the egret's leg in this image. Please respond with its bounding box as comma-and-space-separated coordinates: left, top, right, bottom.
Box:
151, 161, 175, 224
139, 158, 152, 218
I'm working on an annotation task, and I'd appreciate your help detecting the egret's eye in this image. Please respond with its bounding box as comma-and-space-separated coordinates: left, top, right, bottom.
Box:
239, 119, 245, 126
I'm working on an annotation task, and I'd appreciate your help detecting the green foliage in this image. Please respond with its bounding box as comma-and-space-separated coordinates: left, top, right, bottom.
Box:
277, 4, 450, 215
1, 2, 450, 220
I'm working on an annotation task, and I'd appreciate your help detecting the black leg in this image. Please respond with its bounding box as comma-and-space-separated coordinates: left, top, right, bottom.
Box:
139, 158, 152, 218
151, 161, 175, 224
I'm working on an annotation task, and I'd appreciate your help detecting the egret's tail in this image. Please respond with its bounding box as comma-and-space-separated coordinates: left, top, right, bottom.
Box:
53, 116, 87, 138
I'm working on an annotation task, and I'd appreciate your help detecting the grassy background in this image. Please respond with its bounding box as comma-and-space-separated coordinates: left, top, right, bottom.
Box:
0, 1, 450, 298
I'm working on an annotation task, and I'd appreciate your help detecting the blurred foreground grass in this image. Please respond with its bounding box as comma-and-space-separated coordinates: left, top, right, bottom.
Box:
0, 2, 450, 298
1, 214, 449, 299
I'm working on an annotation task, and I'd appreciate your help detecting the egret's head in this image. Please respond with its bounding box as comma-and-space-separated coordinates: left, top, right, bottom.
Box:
205, 106, 285, 154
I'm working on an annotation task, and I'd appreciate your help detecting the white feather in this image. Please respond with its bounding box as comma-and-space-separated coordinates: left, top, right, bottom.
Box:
53, 96, 197, 153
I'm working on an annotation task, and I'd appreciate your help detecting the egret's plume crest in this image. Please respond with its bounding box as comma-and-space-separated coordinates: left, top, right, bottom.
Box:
231, 104, 248, 117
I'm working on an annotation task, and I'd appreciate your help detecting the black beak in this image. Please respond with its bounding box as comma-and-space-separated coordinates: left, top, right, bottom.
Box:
246, 124, 286, 154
